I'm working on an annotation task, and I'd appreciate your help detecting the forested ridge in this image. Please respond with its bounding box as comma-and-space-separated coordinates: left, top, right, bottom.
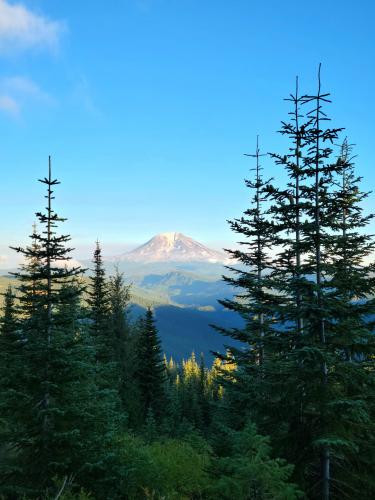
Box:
0, 72, 374, 499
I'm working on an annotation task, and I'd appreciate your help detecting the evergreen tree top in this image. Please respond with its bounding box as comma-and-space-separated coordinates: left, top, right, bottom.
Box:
10, 160, 84, 310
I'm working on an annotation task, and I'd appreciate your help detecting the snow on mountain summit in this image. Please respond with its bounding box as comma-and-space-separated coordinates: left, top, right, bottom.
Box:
111, 232, 227, 263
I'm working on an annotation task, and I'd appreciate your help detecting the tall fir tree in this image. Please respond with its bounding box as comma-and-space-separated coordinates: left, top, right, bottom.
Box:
1, 158, 108, 496
86, 243, 123, 427
135, 307, 166, 422
85, 243, 126, 493
214, 137, 280, 429
108, 268, 139, 422
87, 241, 112, 363
317, 137, 375, 498
219, 69, 375, 499
262, 69, 375, 498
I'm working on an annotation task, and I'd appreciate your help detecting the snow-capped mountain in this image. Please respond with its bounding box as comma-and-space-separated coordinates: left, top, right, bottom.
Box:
110, 232, 228, 263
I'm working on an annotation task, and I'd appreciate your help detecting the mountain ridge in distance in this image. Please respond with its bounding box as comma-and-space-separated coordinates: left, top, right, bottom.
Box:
107, 232, 228, 264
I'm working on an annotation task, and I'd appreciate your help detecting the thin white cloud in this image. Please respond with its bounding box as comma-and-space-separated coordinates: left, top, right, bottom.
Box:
2, 76, 53, 101
53, 258, 82, 270
0, 94, 19, 116
0, 0, 65, 54
0, 75, 54, 118
73, 75, 101, 117
3, 75, 42, 95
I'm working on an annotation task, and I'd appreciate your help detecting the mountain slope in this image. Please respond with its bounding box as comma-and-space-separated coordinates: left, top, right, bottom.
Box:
0, 273, 239, 362
130, 303, 243, 362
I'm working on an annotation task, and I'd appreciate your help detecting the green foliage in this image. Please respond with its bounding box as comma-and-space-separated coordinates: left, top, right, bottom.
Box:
209, 422, 302, 499
118, 433, 211, 499
114, 429, 299, 500
145, 438, 211, 499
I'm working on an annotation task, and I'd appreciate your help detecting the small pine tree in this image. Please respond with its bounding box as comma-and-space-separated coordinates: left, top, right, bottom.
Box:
198, 354, 211, 429
209, 421, 302, 499
108, 267, 131, 358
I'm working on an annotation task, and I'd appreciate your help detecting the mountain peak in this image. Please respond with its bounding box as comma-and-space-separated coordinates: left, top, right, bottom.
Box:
155, 232, 183, 244
112, 232, 227, 263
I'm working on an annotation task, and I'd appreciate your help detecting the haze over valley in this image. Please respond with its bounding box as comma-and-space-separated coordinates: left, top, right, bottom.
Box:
1, 231, 241, 361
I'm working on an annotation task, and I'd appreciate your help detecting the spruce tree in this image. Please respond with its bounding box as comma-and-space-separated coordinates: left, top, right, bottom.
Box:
87, 241, 112, 363
108, 268, 139, 421
264, 70, 375, 498
85, 245, 127, 494
108, 267, 131, 358
86, 243, 124, 428
0, 285, 19, 364
178, 352, 203, 429
317, 138, 375, 498
214, 137, 280, 429
0, 285, 29, 497
219, 69, 375, 498
198, 353, 211, 429
135, 307, 166, 421
164, 356, 183, 435
3, 159, 103, 495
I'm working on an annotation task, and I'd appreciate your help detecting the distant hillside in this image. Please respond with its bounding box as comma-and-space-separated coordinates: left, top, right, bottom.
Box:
0, 274, 171, 306
0, 264, 241, 362
0, 275, 17, 295
138, 270, 232, 307
130, 303, 242, 362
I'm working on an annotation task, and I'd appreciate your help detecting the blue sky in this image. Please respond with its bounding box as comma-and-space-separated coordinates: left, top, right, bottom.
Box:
0, 0, 374, 266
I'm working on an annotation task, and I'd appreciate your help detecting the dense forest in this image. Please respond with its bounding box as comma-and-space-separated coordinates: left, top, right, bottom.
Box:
0, 71, 374, 499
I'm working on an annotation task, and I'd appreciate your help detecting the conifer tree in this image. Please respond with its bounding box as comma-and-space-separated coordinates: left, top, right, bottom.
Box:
87, 241, 112, 363
85, 245, 127, 486
265, 71, 375, 498
86, 244, 124, 427
0, 285, 19, 359
178, 352, 204, 428
219, 136, 275, 363
209, 422, 302, 499
108, 268, 140, 422
2, 158, 104, 495
198, 353, 210, 428
0, 285, 29, 494
316, 138, 375, 498
219, 69, 375, 498
214, 137, 279, 427
163, 355, 183, 434
108, 267, 131, 357
135, 307, 166, 421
